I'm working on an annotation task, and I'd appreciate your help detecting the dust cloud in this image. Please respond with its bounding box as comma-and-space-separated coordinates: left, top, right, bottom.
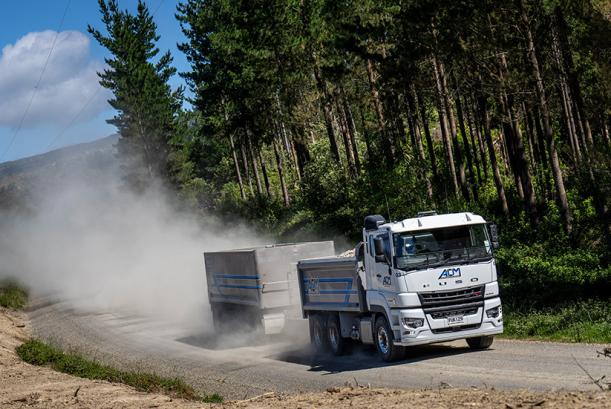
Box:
0, 160, 263, 325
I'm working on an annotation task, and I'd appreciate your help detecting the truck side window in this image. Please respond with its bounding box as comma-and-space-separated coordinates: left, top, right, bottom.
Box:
376, 232, 391, 261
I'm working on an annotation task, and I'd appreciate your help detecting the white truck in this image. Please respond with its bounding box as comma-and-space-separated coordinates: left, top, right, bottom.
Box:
298, 211, 503, 361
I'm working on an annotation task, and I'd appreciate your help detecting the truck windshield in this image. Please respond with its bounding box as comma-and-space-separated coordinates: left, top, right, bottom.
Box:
393, 224, 492, 271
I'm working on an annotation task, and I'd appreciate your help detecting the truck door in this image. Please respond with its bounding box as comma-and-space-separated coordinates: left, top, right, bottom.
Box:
366, 231, 393, 292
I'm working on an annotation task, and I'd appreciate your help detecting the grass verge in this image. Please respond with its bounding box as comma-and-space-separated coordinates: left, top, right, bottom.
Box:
16, 339, 222, 403
0, 282, 28, 309
501, 301, 611, 343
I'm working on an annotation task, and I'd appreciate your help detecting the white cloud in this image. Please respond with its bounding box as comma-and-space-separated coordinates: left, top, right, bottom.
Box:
0, 30, 112, 129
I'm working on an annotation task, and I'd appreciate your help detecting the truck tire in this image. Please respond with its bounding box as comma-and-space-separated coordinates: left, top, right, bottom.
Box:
466, 335, 494, 349
374, 316, 405, 362
326, 314, 349, 356
310, 315, 329, 352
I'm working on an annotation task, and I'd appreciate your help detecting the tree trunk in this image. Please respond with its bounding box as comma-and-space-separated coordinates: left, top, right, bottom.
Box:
559, 80, 580, 165
406, 85, 433, 199
496, 54, 530, 204
293, 139, 310, 179
366, 58, 394, 164
499, 104, 524, 199
312, 59, 341, 163
438, 59, 469, 201
273, 138, 290, 207
432, 55, 459, 197
553, 6, 594, 147
229, 133, 246, 200
523, 101, 545, 200
602, 113, 610, 148
465, 98, 483, 185
240, 139, 254, 197
479, 95, 509, 217
342, 95, 361, 174
417, 90, 438, 179
505, 96, 539, 226
246, 127, 263, 196
453, 81, 477, 201
334, 91, 356, 175
520, 0, 571, 236
388, 91, 407, 152
359, 107, 376, 163
258, 148, 272, 198
471, 94, 489, 180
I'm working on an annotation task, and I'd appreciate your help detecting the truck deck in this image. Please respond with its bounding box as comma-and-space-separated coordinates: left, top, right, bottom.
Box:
297, 257, 364, 313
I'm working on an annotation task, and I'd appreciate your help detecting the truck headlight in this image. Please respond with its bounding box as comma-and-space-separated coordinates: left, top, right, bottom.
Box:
486, 306, 502, 318
402, 317, 424, 328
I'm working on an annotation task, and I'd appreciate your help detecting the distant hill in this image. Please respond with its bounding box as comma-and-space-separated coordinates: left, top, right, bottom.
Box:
0, 135, 119, 211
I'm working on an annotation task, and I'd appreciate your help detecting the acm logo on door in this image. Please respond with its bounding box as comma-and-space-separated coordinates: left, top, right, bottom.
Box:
438, 267, 461, 279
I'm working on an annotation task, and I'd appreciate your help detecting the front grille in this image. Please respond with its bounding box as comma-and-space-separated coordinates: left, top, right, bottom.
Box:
430, 307, 478, 320
419, 285, 484, 311
431, 324, 479, 334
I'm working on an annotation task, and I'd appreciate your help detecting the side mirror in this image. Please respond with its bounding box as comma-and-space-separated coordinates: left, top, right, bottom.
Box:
355, 242, 365, 262
488, 222, 500, 249
374, 237, 387, 263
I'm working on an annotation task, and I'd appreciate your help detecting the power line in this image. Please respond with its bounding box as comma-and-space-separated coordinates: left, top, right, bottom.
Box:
46, 87, 102, 150
0, 0, 72, 162
152, 0, 165, 16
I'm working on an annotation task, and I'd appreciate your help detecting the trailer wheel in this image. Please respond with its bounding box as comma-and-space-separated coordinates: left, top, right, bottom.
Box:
310, 315, 328, 352
374, 316, 405, 362
326, 314, 349, 356
466, 335, 494, 349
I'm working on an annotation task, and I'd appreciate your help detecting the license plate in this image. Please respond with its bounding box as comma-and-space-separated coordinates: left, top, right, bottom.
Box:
447, 315, 464, 325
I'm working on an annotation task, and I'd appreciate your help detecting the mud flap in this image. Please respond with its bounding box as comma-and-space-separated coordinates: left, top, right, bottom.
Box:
262, 312, 286, 335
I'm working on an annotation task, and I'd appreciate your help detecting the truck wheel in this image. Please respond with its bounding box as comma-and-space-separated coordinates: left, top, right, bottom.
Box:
374, 316, 405, 362
327, 314, 349, 356
310, 315, 328, 352
466, 335, 494, 349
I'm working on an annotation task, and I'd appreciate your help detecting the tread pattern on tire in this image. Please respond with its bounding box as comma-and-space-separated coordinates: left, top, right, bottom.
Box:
326, 314, 349, 356
310, 314, 329, 352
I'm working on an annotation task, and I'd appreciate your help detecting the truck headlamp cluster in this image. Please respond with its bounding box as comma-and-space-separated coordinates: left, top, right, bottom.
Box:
486, 305, 502, 318
402, 317, 424, 328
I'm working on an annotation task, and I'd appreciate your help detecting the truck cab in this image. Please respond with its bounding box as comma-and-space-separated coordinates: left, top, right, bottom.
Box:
362, 212, 503, 349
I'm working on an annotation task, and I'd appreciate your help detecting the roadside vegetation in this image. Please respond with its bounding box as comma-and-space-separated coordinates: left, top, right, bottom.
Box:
16, 339, 222, 403
502, 301, 611, 343
86, 1, 610, 343
0, 281, 28, 310
0, 281, 222, 402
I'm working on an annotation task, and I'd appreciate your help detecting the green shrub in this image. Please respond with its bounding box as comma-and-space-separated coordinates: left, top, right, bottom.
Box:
16, 340, 222, 403
0, 282, 28, 309
503, 301, 611, 343
496, 244, 610, 308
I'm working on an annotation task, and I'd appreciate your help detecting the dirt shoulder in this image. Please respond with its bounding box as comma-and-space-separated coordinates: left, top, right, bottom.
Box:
0, 308, 204, 408
230, 387, 609, 409
1, 308, 608, 408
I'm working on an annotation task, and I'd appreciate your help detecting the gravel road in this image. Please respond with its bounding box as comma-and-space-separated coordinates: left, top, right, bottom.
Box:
28, 300, 610, 400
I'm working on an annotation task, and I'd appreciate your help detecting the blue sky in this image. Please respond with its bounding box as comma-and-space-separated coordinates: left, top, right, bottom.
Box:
0, 0, 190, 163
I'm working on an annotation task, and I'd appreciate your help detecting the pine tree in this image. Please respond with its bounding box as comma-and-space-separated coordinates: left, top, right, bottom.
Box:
88, 0, 181, 189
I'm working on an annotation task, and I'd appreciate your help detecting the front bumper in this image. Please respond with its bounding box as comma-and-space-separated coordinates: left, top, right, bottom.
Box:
394, 297, 503, 346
